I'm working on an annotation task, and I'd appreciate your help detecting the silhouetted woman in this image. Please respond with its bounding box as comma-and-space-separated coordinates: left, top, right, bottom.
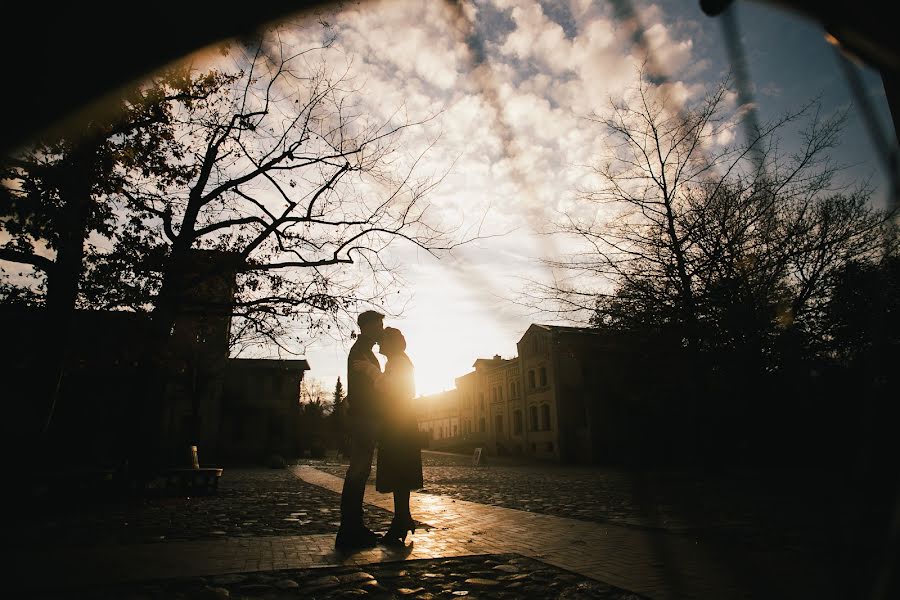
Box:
359, 326, 423, 545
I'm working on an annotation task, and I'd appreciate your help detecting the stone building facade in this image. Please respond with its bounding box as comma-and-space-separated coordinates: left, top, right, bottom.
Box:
415, 325, 568, 460
416, 324, 668, 463
416, 389, 461, 445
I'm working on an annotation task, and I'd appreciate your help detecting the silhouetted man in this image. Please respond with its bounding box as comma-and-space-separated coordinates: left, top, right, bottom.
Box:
335, 310, 385, 549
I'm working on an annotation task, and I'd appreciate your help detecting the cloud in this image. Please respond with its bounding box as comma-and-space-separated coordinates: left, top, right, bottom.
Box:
642, 22, 693, 74
334, 0, 467, 92
500, 2, 572, 73
761, 82, 782, 97
177, 0, 709, 380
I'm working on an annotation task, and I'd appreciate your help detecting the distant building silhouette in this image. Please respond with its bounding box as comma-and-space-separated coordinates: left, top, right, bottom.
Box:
417, 324, 688, 465
2, 249, 310, 467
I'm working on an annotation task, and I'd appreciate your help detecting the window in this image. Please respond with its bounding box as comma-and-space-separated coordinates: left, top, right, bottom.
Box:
510, 382, 516, 398
494, 414, 503, 433
539, 367, 547, 387
528, 370, 535, 389
499, 386, 503, 401
541, 404, 551, 431
453, 424, 458, 436
546, 441, 554, 452
513, 410, 523, 435
479, 417, 486, 432
479, 393, 485, 410
529, 405, 538, 431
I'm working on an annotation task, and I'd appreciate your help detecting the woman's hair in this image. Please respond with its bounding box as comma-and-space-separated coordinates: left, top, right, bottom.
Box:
380, 326, 407, 353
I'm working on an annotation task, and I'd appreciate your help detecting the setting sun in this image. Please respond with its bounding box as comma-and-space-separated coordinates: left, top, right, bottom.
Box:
390, 262, 525, 398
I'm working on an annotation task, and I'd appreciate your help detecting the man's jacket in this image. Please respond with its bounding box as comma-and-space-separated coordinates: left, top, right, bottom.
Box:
346, 335, 380, 419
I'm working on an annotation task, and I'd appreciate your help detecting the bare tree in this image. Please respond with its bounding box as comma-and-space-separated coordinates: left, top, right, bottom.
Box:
95, 27, 470, 355
531, 72, 889, 358
299, 377, 329, 410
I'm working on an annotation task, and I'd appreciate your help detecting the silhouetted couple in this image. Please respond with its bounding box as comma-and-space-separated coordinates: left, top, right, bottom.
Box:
335, 310, 423, 550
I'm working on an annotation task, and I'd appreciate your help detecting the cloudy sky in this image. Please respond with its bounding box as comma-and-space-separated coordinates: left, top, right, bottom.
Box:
227, 0, 893, 397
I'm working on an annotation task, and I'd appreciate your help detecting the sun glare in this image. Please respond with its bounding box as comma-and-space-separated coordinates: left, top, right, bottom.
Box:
398, 303, 520, 399
412, 358, 457, 398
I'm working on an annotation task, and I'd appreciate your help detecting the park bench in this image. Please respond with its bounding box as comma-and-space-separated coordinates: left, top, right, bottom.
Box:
161, 467, 223, 495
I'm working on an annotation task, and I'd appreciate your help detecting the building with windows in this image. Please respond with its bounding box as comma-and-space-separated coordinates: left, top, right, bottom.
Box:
416, 324, 595, 460
416, 389, 461, 444
415, 323, 686, 464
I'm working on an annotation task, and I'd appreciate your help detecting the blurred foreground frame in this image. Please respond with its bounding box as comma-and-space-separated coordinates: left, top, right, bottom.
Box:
0, 0, 338, 155
1, 2, 898, 599
2, 1, 900, 156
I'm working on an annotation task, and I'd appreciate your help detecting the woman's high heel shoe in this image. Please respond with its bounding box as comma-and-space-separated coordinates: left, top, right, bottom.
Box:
380, 518, 416, 545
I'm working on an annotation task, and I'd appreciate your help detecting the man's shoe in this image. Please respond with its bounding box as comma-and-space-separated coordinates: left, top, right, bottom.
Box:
335, 526, 380, 550
358, 525, 380, 543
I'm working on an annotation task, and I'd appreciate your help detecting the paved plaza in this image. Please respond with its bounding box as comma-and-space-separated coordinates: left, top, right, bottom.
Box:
12, 453, 889, 599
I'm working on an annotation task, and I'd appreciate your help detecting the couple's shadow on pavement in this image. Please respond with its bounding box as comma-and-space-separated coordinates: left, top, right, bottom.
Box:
330, 540, 415, 562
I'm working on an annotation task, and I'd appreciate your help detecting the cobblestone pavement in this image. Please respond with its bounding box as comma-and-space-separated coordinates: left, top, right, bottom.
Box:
14, 464, 857, 599
19, 453, 867, 555
311, 451, 866, 554
16, 468, 394, 546
32, 554, 647, 599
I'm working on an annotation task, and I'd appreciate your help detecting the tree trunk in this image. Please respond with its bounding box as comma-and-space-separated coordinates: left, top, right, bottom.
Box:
39, 145, 95, 454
